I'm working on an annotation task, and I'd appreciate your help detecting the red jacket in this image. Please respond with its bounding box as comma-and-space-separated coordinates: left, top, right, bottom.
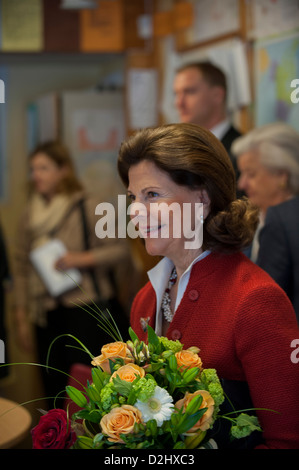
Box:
130, 251, 299, 449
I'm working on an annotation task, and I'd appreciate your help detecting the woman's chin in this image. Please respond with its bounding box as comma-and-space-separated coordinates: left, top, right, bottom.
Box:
143, 238, 165, 258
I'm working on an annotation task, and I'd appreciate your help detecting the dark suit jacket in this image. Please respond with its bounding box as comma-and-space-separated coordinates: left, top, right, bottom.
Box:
221, 125, 244, 198
221, 124, 241, 154
257, 196, 299, 324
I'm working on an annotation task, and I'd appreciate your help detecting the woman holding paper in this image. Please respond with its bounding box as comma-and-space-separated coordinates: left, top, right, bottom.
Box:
13, 140, 130, 407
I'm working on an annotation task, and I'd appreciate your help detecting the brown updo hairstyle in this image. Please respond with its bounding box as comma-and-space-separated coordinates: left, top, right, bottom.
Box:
29, 140, 83, 194
118, 123, 259, 253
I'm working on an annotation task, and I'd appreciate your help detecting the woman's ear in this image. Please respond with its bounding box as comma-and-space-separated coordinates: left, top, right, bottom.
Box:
196, 189, 211, 220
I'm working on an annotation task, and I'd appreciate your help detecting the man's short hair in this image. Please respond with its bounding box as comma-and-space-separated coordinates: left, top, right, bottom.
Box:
176, 61, 227, 94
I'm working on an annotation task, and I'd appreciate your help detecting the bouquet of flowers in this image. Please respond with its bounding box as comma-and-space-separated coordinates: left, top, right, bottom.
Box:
31, 322, 261, 450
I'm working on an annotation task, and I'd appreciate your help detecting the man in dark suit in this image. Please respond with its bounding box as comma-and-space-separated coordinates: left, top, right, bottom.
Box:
173, 61, 242, 192
257, 196, 299, 324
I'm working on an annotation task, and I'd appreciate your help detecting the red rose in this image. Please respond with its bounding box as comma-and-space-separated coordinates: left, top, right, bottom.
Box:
31, 409, 76, 449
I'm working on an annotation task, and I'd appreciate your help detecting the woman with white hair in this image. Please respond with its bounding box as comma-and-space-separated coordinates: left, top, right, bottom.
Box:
232, 122, 299, 217
232, 122, 299, 258
232, 122, 299, 321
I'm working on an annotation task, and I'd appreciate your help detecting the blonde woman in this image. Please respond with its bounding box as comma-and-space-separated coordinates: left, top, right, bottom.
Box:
13, 141, 129, 407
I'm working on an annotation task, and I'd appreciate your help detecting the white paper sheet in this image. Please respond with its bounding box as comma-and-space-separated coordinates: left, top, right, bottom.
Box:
30, 239, 82, 297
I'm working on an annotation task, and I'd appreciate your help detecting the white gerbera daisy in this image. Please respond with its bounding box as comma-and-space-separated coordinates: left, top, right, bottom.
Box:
135, 386, 174, 427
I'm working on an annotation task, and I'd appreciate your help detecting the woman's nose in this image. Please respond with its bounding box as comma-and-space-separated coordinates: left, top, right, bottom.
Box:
237, 174, 246, 191
128, 201, 148, 220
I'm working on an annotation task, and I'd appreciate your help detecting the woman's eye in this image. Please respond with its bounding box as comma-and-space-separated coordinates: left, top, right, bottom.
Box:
147, 191, 159, 199
127, 194, 135, 202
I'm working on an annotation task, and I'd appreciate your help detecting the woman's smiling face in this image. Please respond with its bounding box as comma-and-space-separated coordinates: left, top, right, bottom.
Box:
127, 160, 208, 262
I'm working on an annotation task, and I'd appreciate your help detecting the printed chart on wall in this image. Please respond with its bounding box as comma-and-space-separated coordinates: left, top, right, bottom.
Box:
254, 33, 299, 132
183, 0, 239, 46
61, 90, 125, 203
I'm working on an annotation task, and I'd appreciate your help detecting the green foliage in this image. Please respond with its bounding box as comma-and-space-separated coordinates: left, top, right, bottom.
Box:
66, 385, 88, 408
198, 368, 225, 413
112, 374, 133, 397
230, 413, 262, 439
159, 336, 183, 353
100, 382, 118, 410
63, 325, 262, 449
131, 376, 157, 402
147, 326, 161, 352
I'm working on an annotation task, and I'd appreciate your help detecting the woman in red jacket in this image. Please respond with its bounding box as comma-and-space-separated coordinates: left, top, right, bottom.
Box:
117, 123, 299, 449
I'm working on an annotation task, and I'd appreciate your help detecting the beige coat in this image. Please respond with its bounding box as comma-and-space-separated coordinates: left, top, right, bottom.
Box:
13, 191, 130, 326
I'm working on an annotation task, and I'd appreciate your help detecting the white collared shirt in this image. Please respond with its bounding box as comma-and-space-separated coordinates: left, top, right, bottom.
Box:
210, 119, 231, 141
148, 251, 211, 335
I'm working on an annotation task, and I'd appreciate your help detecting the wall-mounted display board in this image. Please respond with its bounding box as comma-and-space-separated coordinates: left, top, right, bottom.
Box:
80, 0, 144, 52
0, 0, 145, 53
125, 51, 159, 135
174, 0, 299, 50
254, 32, 299, 132
152, 1, 193, 38
175, 0, 245, 51
0, 0, 43, 52
127, 68, 159, 130
248, 0, 299, 40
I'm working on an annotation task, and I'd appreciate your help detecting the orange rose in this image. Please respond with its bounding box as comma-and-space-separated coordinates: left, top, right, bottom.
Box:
91, 341, 133, 373
175, 390, 215, 433
110, 363, 145, 383
175, 350, 202, 371
100, 405, 143, 443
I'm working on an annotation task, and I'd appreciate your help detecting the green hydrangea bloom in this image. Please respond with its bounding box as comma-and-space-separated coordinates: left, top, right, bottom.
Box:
132, 376, 157, 402
159, 336, 183, 353
100, 382, 116, 410
207, 382, 225, 409
199, 369, 224, 412
200, 368, 219, 385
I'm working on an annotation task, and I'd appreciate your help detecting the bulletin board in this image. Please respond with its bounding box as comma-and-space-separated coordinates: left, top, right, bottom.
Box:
125, 52, 159, 135
174, 0, 246, 51
254, 32, 299, 132
61, 89, 126, 203
248, 0, 299, 40
0, 0, 145, 53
